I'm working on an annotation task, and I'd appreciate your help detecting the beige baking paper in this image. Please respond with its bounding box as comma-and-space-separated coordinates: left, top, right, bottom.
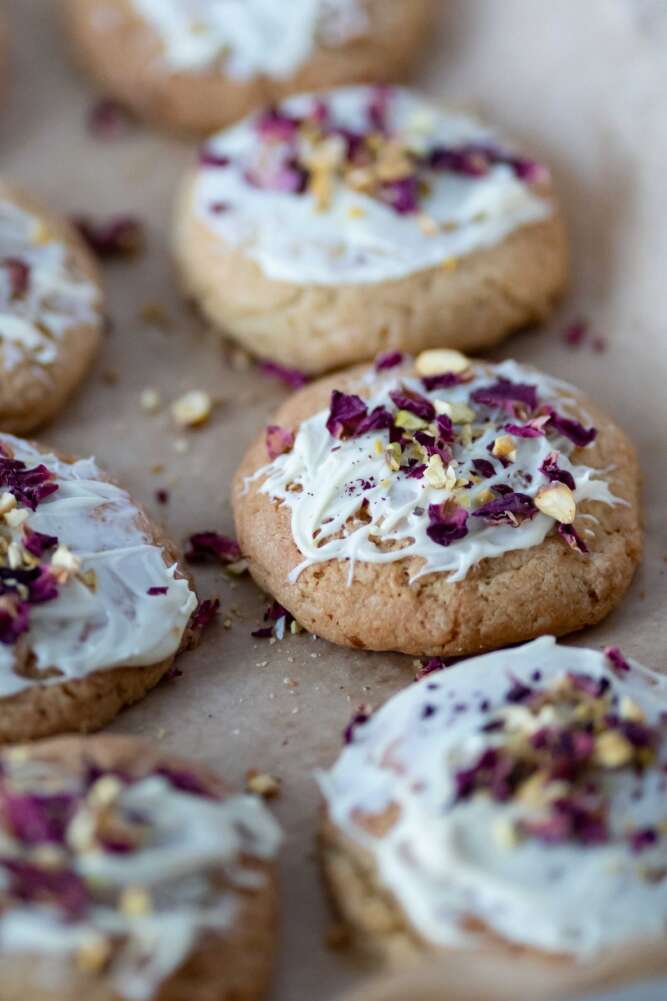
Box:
2, 2, 667, 1000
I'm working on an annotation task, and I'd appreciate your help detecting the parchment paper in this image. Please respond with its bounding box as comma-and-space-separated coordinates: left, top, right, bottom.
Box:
3, 3, 667, 1000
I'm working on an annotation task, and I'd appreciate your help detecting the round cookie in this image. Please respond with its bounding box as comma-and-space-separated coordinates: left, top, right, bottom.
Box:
63, 0, 435, 135
319, 637, 667, 967
234, 350, 640, 657
0, 734, 281, 1001
174, 86, 567, 374
0, 181, 104, 433
0, 432, 198, 743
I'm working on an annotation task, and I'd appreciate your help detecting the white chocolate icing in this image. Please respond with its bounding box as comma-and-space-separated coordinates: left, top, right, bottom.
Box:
194, 86, 553, 285
0, 200, 100, 372
132, 0, 368, 77
0, 434, 197, 698
0, 760, 281, 1000
319, 636, 667, 958
249, 358, 620, 584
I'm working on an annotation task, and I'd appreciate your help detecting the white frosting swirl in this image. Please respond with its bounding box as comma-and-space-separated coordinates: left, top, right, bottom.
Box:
194, 86, 553, 285
0, 200, 100, 372
0, 434, 197, 698
0, 761, 281, 1000
131, 0, 368, 77
319, 636, 667, 958
249, 359, 620, 584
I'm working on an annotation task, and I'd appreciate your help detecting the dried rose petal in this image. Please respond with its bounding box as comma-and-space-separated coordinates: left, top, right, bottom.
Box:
471, 458, 496, 479
629, 828, 658, 853
256, 105, 300, 142
472, 492, 537, 525
0, 598, 29, 645
415, 657, 451, 680
471, 379, 538, 415
22, 526, 58, 558
389, 388, 435, 421
2, 258, 30, 297
540, 451, 576, 490
245, 157, 309, 194
147, 586, 168, 596
504, 418, 547, 439
404, 463, 426, 479
192, 598, 220, 631
377, 176, 420, 215
546, 410, 597, 447
252, 600, 294, 639
558, 523, 589, 553
367, 85, 392, 134
87, 97, 132, 139
563, 319, 588, 347
1, 790, 75, 845
185, 532, 242, 565
199, 148, 231, 168
426, 502, 469, 547
74, 216, 145, 259
604, 646, 631, 674
421, 372, 465, 391
374, 351, 404, 371
356, 405, 393, 435
266, 425, 295, 461
2, 859, 89, 918
155, 767, 213, 798
0, 455, 58, 510
344, 705, 373, 744
326, 391, 369, 439
258, 360, 309, 389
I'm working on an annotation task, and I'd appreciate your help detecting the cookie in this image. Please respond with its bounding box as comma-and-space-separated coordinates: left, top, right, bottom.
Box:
0, 734, 281, 1001
319, 636, 667, 964
63, 0, 435, 134
0, 181, 104, 433
234, 350, 641, 657
0, 432, 198, 743
174, 86, 567, 374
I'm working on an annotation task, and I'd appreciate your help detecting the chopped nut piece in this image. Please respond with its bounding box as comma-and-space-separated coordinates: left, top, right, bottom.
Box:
424, 454, 447, 489
595, 730, 633, 768
620, 696, 646, 722
0, 492, 17, 515
120, 886, 152, 917
394, 409, 428, 431
4, 508, 28, 528
493, 817, 519, 849
7, 542, 22, 569
435, 400, 475, 423
385, 442, 401, 472
534, 483, 576, 524
245, 770, 281, 799
51, 544, 82, 577
140, 388, 161, 414
492, 435, 517, 462
77, 936, 112, 973
171, 390, 213, 428
416, 348, 470, 377
88, 775, 124, 808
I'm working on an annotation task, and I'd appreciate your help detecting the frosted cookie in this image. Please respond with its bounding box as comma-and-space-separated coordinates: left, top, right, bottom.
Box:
0, 182, 104, 433
0, 734, 281, 1000
174, 86, 567, 374
234, 351, 640, 656
63, 0, 435, 134
0, 433, 198, 743
319, 636, 667, 964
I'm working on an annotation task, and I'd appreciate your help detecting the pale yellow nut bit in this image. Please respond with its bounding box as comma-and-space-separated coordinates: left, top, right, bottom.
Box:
171, 390, 213, 428
77, 936, 112, 973
51, 544, 82, 577
0, 492, 17, 516
435, 400, 475, 424
491, 435, 517, 462
246, 771, 281, 799
4, 508, 28, 529
595, 730, 634, 768
424, 454, 448, 489
534, 482, 577, 524
394, 409, 428, 431
140, 387, 161, 414
120, 885, 152, 917
416, 348, 470, 377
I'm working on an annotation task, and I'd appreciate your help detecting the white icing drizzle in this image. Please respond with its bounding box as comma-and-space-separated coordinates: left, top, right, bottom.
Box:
249, 359, 620, 584
194, 86, 553, 285
319, 636, 667, 958
0, 434, 197, 697
0, 200, 100, 372
0, 760, 281, 1000
131, 0, 368, 77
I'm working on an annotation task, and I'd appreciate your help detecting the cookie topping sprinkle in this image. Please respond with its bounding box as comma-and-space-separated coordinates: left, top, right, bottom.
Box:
252, 355, 617, 584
